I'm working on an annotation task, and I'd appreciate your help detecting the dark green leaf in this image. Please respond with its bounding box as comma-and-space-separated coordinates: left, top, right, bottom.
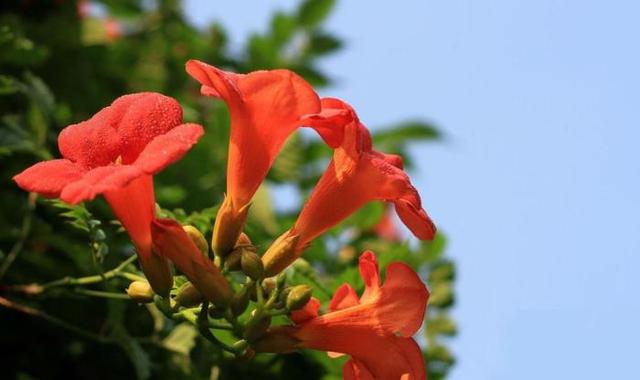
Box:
297, 0, 336, 28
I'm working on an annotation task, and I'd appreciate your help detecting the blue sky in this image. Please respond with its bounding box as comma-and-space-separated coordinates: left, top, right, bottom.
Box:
185, 1, 640, 378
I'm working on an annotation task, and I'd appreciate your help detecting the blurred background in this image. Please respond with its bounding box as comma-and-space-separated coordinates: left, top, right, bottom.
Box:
1, 0, 639, 379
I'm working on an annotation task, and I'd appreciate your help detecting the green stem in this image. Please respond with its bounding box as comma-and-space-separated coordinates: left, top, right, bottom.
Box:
40, 254, 138, 291
255, 280, 265, 308
74, 288, 131, 300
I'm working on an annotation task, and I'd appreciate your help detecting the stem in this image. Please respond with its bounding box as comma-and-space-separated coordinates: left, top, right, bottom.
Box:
255, 280, 265, 308
74, 288, 131, 300
40, 255, 139, 291
0, 193, 36, 280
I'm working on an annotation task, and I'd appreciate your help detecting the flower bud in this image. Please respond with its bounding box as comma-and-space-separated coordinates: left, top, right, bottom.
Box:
253, 330, 301, 353
182, 225, 209, 257
212, 196, 250, 257
175, 282, 203, 308
126, 281, 155, 303
241, 250, 264, 280
262, 278, 276, 297
285, 285, 313, 311
224, 249, 243, 271
224, 233, 255, 271
230, 286, 250, 316
262, 231, 300, 277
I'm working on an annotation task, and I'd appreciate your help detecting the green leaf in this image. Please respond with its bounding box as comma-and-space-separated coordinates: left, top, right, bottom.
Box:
428, 259, 455, 283
162, 323, 198, 356
0, 75, 18, 95
420, 233, 447, 262
427, 314, 458, 337
271, 12, 297, 47
46, 199, 93, 232
297, 0, 336, 28
307, 32, 342, 56
372, 121, 441, 152
428, 282, 454, 308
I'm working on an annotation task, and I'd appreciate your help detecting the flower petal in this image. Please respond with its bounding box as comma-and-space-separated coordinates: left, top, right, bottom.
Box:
329, 284, 360, 312
358, 251, 381, 303
134, 123, 204, 174
394, 199, 436, 240
301, 97, 355, 148
375, 262, 430, 337
102, 174, 155, 260
59, 165, 143, 204
343, 359, 375, 380
113, 93, 184, 163
13, 159, 84, 198
58, 113, 121, 168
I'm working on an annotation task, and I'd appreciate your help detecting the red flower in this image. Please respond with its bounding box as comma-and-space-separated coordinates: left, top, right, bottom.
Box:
263, 98, 435, 275
258, 251, 429, 380
185, 60, 320, 255
13, 93, 204, 295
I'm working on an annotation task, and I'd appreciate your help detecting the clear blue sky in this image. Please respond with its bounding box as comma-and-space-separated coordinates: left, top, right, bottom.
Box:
185, 1, 640, 378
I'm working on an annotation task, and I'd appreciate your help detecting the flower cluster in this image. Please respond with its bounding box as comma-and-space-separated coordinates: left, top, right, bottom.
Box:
14, 60, 436, 380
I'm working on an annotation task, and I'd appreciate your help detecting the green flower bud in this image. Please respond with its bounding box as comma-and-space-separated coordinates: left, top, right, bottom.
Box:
241, 250, 264, 280
285, 285, 312, 311
175, 282, 203, 308
126, 281, 155, 303
182, 225, 209, 257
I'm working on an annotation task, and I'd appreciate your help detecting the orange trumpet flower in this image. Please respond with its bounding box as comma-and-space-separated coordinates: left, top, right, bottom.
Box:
258, 251, 429, 380
185, 60, 321, 256
263, 98, 436, 275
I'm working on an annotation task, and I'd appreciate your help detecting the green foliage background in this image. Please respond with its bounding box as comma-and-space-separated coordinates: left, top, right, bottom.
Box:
0, 1, 456, 379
